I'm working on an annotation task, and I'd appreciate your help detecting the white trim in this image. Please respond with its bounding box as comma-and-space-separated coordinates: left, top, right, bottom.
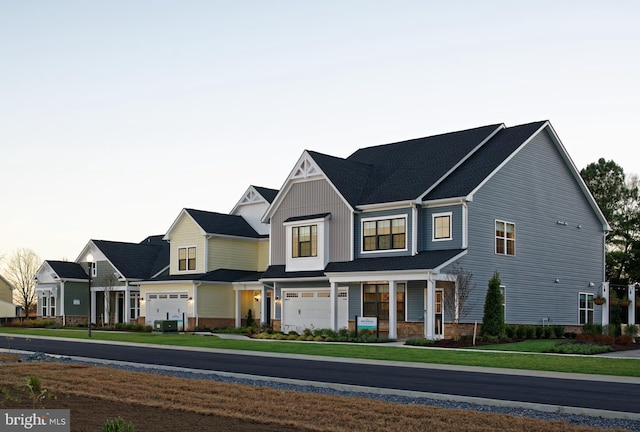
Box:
462, 201, 468, 249
360, 214, 409, 255
417, 124, 505, 201
358, 201, 417, 211
411, 206, 418, 255
495, 219, 516, 256
578, 291, 595, 325
229, 185, 269, 215
163, 209, 207, 241
432, 212, 452, 242
176, 245, 197, 272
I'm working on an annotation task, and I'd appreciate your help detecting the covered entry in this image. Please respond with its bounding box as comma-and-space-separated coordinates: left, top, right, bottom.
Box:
281, 288, 348, 333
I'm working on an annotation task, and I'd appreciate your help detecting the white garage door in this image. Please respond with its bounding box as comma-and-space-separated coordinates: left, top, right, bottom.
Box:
281, 289, 348, 333
146, 293, 189, 330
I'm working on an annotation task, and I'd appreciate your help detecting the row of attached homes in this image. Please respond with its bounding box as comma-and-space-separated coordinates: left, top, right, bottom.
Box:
34, 120, 631, 339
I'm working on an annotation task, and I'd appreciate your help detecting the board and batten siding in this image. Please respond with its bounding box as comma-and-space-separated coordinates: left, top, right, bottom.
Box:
197, 284, 235, 318
270, 179, 352, 265
208, 237, 260, 271
63, 282, 90, 316
354, 208, 413, 259
169, 215, 206, 275
447, 127, 606, 326
419, 204, 464, 251
95, 261, 125, 288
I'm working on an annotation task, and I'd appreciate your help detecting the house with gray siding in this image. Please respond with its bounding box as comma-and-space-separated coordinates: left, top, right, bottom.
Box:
260, 121, 611, 339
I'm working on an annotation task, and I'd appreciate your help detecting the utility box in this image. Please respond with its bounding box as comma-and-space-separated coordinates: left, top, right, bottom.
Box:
154, 320, 178, 333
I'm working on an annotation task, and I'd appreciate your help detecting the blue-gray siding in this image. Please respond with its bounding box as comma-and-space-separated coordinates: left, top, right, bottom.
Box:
419, 204, 464, 251
355, 208, 414, 259
445, 128, 605, 325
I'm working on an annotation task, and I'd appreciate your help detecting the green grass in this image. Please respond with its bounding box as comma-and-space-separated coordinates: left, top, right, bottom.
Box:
469, 339, 560, 352
1, 327, 638, 377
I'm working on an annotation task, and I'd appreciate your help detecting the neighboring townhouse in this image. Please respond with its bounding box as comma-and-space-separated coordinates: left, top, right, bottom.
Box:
0, 274, 20, 318
138, 186, 276, 330
260, 121, 610, 339
35, 235, 168, 326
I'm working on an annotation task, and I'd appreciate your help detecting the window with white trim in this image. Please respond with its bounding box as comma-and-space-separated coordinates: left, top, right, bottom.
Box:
50, 295, 55, 316
362, 283, 405, 321
579, 292, 594, 324
362, 217, 406, 252
130, 293, 140, 320
41, 295, 47, 317
292, 225, 317, 258
495, 220, 515, 256
432, 212, 452, 241
178, 247, 196, 271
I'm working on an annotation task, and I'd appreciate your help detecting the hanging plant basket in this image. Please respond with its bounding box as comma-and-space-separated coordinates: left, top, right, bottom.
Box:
619, 300, 631, 307
610, 299, 620, 306
593, 297, 606, 305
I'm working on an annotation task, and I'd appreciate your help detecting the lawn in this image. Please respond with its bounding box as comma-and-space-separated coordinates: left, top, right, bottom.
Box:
1, 327, 638, 377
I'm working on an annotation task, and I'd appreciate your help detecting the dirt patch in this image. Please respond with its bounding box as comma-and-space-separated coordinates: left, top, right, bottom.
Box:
0, 362, 627, 432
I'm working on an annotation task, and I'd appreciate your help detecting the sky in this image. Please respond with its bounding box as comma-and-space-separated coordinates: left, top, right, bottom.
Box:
1, 1, 639, 268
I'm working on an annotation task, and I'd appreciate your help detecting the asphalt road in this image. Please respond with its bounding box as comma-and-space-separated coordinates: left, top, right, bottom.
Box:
1, 334, 638, 415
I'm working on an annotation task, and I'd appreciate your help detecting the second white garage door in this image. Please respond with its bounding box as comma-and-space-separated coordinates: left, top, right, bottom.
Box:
281, 289, 348, 333
145, 292, 189, 330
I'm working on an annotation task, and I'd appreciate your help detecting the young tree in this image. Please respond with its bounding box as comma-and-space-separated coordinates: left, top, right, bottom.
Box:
481, 272, 504, 338
5, 248, 41, 317
581, 159, 640, 283
101, 272, 119, 325
443, 265, 475, 341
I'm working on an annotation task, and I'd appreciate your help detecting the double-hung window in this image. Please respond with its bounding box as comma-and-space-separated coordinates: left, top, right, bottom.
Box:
41, 295, 47, 317
292, 225, 317, 258
363, 217, 406, 251
495, 220, 515, 255
362, 283, 405, 321
433, 212, 452, 241
579, 293, 594, 324
178, 247, 196, 271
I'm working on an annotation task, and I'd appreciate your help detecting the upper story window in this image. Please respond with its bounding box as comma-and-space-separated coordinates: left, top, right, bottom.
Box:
91, 262, 97, 278
178, 247, 196, 271
292, 225, 317, 258
432, 212, 452, 241
362, 217, 406, 252
495, 220, 515, 256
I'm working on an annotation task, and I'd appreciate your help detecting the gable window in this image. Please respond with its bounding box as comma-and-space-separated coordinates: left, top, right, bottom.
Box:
362, 283, 405, 321
579, 293, 594, 325
433, 212, 452, 241
91, 262, 97, 278
178, 247, 196, 271
495, 220, 515, 256
363, 217, 406, 251
292, 225, 317, 258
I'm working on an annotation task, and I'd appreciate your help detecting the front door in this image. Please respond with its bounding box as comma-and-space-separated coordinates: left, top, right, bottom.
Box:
435, 289, 444, 338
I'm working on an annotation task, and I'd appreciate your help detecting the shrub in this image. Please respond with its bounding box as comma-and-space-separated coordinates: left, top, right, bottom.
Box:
616, 334, 633, 345
563, 331, 577, 339
547, 341, 614, 355
481, 272, 504, 337
102, 417, 135, 432
303, 328, 313, 337
542, 326, 554, 339
552, 325, 565, 339
624, 324, 639, 337
405, 338, 435, 346
516, 325, 527, 339
593, 334, 615, 345
525, 326, 536, 339
504, 325, 517, 339
582, 323, 604, 337
338, 328, 349, 338
535, 326, 544, 339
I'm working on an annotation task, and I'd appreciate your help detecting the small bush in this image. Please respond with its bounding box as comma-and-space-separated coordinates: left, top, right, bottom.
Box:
552, 325, 565, 339
516, 325, 527, 339
582, 323, 604, 337
504, 325, 517, 339
547, 341, 613, 355
405, 338, 435, 346
624, 324, 639, 337
525, 326, 536, 339
542, 326, 554, 339
102, 417, 135, 432
303, 328, 313, 337
593, 334, 615, 345
563, 332, 577, 339
535, 326, 544, 339
616, 334, 633, 345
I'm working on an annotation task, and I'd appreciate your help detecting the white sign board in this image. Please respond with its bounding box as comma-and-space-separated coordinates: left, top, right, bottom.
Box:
357, 316, 377, 330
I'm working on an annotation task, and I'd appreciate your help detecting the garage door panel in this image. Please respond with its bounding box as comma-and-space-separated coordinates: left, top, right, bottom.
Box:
282, 289, 347, 333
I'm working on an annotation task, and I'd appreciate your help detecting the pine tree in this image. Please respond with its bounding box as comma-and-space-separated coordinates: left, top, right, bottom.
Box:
481, 272, 504, 337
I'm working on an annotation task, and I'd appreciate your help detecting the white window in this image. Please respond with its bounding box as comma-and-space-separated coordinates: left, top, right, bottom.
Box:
130, 293, 140, 320
361, 216, 407, 252
292, 225, 317, 257
432, 212, 452, 241
178, 247, 196, 271
284, 214, 329, 272
50, 296, 56, 316
41, 295, 47, 316
495, 220, 515, 256
579, 292, 594, 325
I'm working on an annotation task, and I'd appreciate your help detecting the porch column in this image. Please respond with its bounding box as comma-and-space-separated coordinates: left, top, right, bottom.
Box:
601, 282, 610, 326
389, 280, 397, 340
104, 292, 109, 324
235, 287, 242, 328
90, 290, 96, 325
60, 281, 66, 326
124, 286, 130, 324
628, 284, 636, 326
425, 278, 435, 339
260, 285, 267, 326
330, 281, 338, 331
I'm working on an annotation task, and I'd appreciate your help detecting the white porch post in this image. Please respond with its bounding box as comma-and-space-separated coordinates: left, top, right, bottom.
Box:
425, 278, 435, 339
330, 281, 338, 331
235, 287, 242, 328
389, 280, 397, 340
601, 282, 610, 326
90, 290, 96, 325
628, 284, 636, 326
60, 281, 66, 326
103, 291, 109, 324
260, 285, 267, 326
124, 286, 130, 324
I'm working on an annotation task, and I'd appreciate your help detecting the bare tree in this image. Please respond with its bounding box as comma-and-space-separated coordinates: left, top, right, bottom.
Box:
443, 265, 476, 341
5, 248, 41, 317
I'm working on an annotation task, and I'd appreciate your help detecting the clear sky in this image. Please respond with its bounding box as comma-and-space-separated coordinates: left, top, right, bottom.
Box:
1, 1, 638, 267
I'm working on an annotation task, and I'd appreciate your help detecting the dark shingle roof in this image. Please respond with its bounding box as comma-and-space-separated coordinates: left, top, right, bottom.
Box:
261, 265, 327, 280
46, 261, 89, 280
150, 269, 263, 283
325, 249, 465, 273
185, 209, 261, 238
253, 186, 279, 203
92, 238, 169, 280
425, 121, 546, 200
